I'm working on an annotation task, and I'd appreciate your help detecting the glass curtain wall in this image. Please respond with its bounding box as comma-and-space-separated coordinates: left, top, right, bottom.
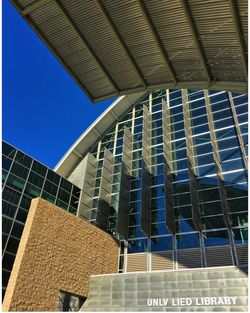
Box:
2, 142, 81, 298
88, 89, 248, 272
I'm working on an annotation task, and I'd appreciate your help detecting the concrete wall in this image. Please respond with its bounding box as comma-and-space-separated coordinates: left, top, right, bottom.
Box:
3, 198, 119, 311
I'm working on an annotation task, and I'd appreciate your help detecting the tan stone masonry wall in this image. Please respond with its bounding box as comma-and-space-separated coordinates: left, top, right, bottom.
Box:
3, 198, 119, 311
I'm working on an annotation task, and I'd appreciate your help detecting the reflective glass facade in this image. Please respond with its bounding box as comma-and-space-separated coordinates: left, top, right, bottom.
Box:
85, 89, 248, 272
2, 142, 81, 298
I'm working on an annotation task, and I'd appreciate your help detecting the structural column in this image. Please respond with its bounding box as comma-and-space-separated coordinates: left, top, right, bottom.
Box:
182, 89, 203, 232
162, 98, 176, 234
96, 149, 114, 231
140, 105, 151, 237
77, 153, 97, 220
228, 92, 248, 172
117, 127, 133, 240
204, 90, 232, 228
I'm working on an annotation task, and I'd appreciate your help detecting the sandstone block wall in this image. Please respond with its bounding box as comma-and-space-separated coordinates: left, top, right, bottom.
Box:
3, 198, 119, 311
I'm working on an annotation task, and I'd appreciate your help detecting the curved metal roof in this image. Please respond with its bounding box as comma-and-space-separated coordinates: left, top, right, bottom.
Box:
11, 0, 247, 102
54, 91, 146, 177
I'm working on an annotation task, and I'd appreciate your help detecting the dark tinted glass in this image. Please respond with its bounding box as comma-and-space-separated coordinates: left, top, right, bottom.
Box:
31, 160, 47, 177
15, 151, 32, 168
2, 142, 16, 159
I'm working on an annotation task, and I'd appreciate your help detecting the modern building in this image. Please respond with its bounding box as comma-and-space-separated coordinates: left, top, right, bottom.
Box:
2, 89, 248, 311
4, 0, 248, 311
2, 141, 81, 299
55, 88, 248, 273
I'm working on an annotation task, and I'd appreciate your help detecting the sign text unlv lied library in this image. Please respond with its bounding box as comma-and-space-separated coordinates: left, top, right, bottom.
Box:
147, 297, 237, 307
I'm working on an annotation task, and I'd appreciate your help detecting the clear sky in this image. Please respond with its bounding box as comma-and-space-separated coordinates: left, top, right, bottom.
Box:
3, 1, 115, 169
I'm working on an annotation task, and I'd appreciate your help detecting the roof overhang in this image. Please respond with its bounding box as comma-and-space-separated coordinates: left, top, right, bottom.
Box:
11, 0, 248, 102
54, 91, 146, 177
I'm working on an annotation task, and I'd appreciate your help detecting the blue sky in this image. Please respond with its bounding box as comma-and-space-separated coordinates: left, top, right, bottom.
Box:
3, 1, 114, 169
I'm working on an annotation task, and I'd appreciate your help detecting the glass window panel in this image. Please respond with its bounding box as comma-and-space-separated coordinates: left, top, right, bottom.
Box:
221, 159, 244, 172
230, 212, 248, 228
200, 201, 222, 216
128, 226, 146, 239
128, 239, 148, 253
11, 221, 24, 239
235, 105, 247, 115
2, 142, 17, 158
219, 148, 242, 162
20, 195, 32, 210
188, 90, 204, 102
56, 199, 68, 211
151, 209, 165, 223
151, 235, 173, 252
232, 94, 247, 106
28, 171, 44, 188
203, 230, 230, 246
197, 164, 216, 176
47, 169, 61, 185
199, 188, 220, 202
228, 197, 248, 213
130, 179, 141, 190
209, 91, 228, 103
151, 186, 165, 198
194, 143, 213, 155
6, 174, 25, 192
190, 107, 207, 118
134, 117, 143, 126
225, 183, 247, 197
172, 148, 187, 160
211, 99, 230, 112
41, 191, 56, 204
151, 197, 165, 210
176, 206, 192, 219
198, 177, 218, 189
70, 196, 79, 209
2, 156, 13, 171
177, 233, 200, 249
72, 186, 81, 198
152, 103, 162, 113
176, 219, 196, 232
31, 160, 47, 177
223, 170, 246, 185
15, 151, 32, 168
171, 130, 185, 140
10, 162, 29, 180
6, 236, 20, 255
24, 183, 41, 198
193, 133, 211, 146
170, 105, 183, 115
2, 201, 17, 218
237, 113, 248, 124
2, 252, 16, 272
43, 180, 58, 196
202, 215, 226, 230
16, 208, 28, 223
128, 214, 140, 226
2, 186, 22, 205
191, 115, 207, 127
232, 228, 248, 244
60, 178, 72, 193
214, 117, 234, 129
2, 217, 13, 235
213, 109, 232, 121
129, 201, 140, 214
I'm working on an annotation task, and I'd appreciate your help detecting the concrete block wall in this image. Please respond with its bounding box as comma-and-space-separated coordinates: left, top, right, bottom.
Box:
3, 198, 119, 311
81, 266, 248, 312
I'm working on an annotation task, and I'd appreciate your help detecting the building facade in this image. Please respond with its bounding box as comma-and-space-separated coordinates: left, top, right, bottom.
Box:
2, 88, 248, 310
2, 141, 81, 299
64, 89, 248, 273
